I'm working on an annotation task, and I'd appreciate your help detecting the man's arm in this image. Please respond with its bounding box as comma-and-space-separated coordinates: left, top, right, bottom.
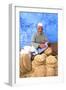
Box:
32, 34, 40, 48
44, 34, 48, 42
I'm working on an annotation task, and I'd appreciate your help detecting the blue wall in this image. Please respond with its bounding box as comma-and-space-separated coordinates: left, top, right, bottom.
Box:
19, 12, 58, 49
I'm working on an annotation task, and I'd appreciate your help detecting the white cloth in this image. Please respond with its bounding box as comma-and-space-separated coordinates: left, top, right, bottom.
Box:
20, 46, 38, 58
37, 22, 43, 27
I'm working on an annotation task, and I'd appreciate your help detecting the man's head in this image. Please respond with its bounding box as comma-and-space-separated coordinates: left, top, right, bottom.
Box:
37, 23, 43, 34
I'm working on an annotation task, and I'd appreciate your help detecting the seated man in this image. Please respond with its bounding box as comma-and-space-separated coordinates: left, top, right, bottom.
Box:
20, 23, 49, 62
32, 23, 48, 55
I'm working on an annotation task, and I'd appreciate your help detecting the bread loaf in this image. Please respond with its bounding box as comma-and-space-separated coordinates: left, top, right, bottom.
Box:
46, 55, 57, 65
31, 65, 46, 77
46, 66, 56, 76
44, 47, 52, 55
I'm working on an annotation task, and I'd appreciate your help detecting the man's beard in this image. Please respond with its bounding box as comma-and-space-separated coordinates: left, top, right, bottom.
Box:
38, 32, 42, 35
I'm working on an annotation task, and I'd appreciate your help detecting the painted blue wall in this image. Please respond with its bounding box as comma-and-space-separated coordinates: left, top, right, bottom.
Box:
19, 12, 58, 49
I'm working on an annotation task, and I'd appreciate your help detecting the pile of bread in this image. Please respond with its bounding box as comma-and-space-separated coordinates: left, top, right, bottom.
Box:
20, 47, 58, 77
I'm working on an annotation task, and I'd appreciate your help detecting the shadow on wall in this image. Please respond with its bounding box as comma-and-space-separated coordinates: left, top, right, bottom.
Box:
19, 12, 58, 49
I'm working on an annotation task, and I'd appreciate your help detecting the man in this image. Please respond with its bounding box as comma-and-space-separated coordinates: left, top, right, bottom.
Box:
32, 23, 48, 54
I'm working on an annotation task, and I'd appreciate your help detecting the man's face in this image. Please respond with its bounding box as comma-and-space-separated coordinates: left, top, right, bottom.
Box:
37, 26, 43, 34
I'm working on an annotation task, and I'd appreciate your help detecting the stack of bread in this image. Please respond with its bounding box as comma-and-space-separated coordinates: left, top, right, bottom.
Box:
30, 54, 46, 77
46, 55, 58, 76
20, 47, 58, 77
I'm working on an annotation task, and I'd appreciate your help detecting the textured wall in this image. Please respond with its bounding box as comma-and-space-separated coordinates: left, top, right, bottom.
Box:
19, 12, 58, 49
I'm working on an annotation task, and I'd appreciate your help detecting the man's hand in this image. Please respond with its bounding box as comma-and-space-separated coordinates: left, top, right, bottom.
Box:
39, 44, 46, 48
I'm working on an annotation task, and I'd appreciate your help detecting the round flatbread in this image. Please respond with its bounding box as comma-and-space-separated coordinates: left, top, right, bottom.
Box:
44, 47, 52, 55
46, 55, 57, 65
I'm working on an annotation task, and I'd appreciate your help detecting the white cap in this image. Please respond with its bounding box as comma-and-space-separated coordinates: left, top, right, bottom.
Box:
37, 22, 43, 27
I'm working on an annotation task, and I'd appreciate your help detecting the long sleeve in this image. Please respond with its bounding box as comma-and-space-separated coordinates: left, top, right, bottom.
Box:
32, 34, 40, 48
44, 34, 48, 42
